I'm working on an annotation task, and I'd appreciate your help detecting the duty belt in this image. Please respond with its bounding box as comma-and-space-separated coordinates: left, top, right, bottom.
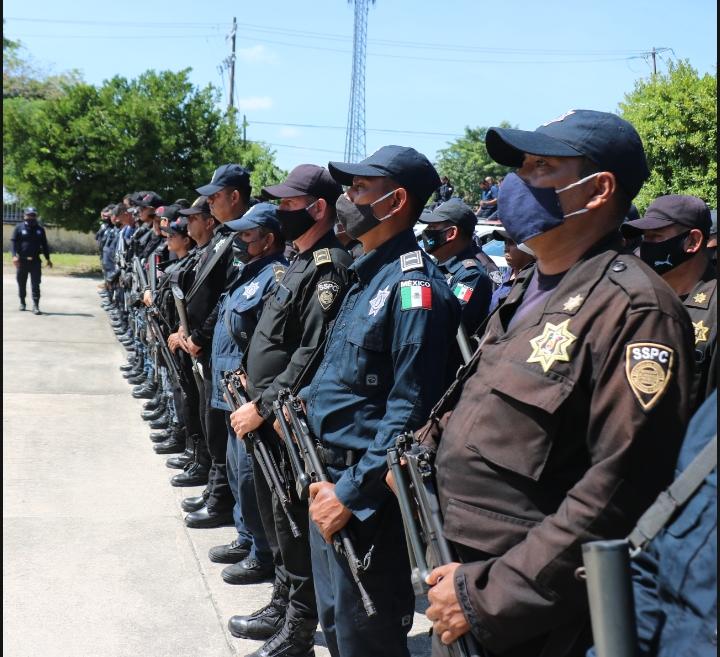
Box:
316, 444, 362, 468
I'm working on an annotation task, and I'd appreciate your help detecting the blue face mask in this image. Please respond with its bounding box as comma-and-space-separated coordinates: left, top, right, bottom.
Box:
497, 171, 600, 244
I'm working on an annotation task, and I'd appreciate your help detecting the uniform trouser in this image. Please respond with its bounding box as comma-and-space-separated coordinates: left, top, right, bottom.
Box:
17, 258, 42, 302
309, 493, 414, 657
225, 413, 272, 564
198, 353, 232, 513
251, 421, 317, 620
178, 353, 210, 466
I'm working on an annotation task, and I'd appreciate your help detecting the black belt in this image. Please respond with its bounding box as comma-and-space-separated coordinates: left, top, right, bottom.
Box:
316, 444, 362, 468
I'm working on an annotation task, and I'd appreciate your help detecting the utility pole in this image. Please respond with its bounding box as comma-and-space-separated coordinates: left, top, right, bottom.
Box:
228, 17, 237, 111
644, 47, 672, 76
651, 47, 657, 75
242, 114, 248, 147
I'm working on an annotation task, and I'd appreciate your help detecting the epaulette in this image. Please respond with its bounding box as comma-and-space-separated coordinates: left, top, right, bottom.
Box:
313, 248, 332, 266
462, 259, 478, 269
400, 250, 424, 273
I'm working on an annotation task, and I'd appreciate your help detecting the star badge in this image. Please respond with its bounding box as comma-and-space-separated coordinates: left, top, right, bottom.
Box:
562, 295, 584, 312
693, 292, 707, 304
368, 286, 391, 317
693, 320, 710, 344
243, 281, 260, 299
527, 319, 577, 372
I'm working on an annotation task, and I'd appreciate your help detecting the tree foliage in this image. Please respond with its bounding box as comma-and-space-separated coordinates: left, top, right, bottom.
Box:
620, 60, 717, 212
435, 124, 514, 206
3, 69, 284, 230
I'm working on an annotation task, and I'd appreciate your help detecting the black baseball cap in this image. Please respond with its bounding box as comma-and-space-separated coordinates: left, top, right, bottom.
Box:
179, 196, 212, 217
486, 109, 649, 199
328, 145, 441, 205
134, 191, 164, 208
420, 198, 477, 232
263, 164, 342, 205
162, 216, 190, 237
157, 204, 183, 223
24, 206, 38, 216
196, 164, 251, 196
225, 202, 282, 233
625, 194, 712, 236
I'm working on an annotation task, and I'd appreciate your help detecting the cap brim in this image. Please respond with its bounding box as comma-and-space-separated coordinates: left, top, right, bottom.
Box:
328, 161, 389, 186
625, 216, 675, 231
179, 207, 206, 216
196, 183, 223, 196
486, 127, 583, 166
418, 211, 446, 225
491, 229, 510, 241
262, 182, 309, 199
225, 217, 260, 232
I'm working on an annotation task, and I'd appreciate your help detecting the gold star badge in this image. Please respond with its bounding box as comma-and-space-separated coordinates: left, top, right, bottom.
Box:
693, 320, 710, 344
563, 294, 584, 312
527, 319, 577, 372
693, 292, 708, 304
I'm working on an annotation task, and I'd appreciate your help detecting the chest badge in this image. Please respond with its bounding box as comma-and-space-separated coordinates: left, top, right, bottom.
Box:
527, 319, 577, 372
625, 342, 674, 411
317, 280, 341, 311
243, 281, 260, 299
562, 294, 584, 312
693, 291, 708, 304
693, 320, 710, 344
368, 286, 391, 317
213, 237, 228, 253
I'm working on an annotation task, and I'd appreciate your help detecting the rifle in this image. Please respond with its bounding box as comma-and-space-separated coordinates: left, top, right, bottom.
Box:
222, 371, 302, 539
170, 284, 205, 398
456, 323, 474, 366
146, 305, 185, 394
272, 399, 311, 501
386, 433, 484, 657
276, 389, 377, 618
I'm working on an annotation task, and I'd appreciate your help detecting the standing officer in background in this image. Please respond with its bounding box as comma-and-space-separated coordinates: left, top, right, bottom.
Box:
302, 146, 461, 657
488, 228, 536, 313
419, 197, 493, 335
419, 110, 695, 657
10, 207, 52, 314
228, 164, 352, 657
625, 194, 717, 411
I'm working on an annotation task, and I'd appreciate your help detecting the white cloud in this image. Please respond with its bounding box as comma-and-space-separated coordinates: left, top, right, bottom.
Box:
237, 44, 275, 63
236, 96, 273, 111
279, 126, 301, 138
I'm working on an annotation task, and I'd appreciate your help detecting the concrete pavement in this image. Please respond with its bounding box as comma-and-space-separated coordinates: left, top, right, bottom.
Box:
3, 273, 432, 657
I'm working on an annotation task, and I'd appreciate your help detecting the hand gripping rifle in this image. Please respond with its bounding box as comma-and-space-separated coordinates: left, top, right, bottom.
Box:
170, 284, 205, 399
386, 433, 484, 657
222, 371, 302, 539
276, 389, 377, 618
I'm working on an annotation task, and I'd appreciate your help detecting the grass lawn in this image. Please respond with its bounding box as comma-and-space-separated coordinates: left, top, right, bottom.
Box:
3, 253, 103, 277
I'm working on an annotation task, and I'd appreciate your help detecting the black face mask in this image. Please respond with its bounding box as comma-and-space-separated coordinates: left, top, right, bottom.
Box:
335, 189, 396, 240
232, 236, 262, 264
276, 201, 317, 242
421, 227, 452, 253
640, 230, 694, 275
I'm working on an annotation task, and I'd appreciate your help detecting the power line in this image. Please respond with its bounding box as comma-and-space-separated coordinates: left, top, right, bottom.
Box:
251, 141, 345, 155
248, 119, 463, 138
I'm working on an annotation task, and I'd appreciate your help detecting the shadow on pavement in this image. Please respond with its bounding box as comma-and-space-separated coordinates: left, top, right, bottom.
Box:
38, 311, 95, 317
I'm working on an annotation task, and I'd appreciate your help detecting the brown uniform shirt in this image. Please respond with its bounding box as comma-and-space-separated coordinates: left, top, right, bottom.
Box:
684, 266, 717, 412
429, 241, 695, 656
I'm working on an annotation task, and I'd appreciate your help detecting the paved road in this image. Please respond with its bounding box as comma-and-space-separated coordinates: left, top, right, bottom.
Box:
3, 273, 432, 657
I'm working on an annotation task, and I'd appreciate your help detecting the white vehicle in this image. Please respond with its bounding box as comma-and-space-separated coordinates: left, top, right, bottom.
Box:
474, 222, 509, 272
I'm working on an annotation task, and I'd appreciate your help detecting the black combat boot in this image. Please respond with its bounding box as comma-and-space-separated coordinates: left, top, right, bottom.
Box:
170, 461, 210, 487
150, 428, 173, 443
141, 401, 167, 421
148, 411, 170, 429
181, 489, 209, 512
165, 448, 194, 469
228, 579, 289, 641
142, 392, 163, 410
19, 298, 26, 312
32, 299, 41, 315
246, 610, 316, 657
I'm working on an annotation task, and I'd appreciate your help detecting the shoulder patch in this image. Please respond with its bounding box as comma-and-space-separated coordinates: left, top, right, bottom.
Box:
272, 263, 286, 284
489, 270, 504, 286
400, 250, 424, 273
462, 259, 478, 269
317, 280, 340, 311
452, 282, 474, 302
625, 342, 674, 411
400, 280, 432, 310
313, 248, 332, 266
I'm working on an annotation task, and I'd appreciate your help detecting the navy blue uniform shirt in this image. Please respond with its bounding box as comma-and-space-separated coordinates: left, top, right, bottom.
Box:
10, 220, 50, 260
304, 228, 461, 521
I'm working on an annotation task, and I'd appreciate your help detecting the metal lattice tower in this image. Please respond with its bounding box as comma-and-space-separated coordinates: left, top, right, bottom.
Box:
344, 0, 374, 163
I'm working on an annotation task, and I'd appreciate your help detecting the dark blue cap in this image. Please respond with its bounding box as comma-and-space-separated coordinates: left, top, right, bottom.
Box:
486, 109, 649, 199
196, 164, 251, 196
133, 191, 164, 208
162, 216, 190, 237
225, 202, 281, 233
157, 204, 183, 223
420, 198, 477, 232
328, 145, 441, 205
24, 206, 38, 216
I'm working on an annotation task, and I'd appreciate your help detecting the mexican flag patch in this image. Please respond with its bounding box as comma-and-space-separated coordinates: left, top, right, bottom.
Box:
453, 283, 474, 302
400, 280, 432, 310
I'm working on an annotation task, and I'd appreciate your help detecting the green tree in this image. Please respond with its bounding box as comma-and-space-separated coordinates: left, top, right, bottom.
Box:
435, 124, 513, 207
3, 69, 284, 230
620, 60, 717, 212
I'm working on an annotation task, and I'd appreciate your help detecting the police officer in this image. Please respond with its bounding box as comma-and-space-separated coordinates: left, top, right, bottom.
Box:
228, 164, 352, 657
11, 207, 52, 314
488, 228, 536, 313
625, 194, 717, 411
302, 146, 461, 657
476, 176, 499, 218
417, 110, 695, 657
419, 198, 493, 335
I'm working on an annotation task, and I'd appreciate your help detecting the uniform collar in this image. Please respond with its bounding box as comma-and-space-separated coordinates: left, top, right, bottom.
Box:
351, 228, 419, 283
241, 252, 287, 281
440, 244, 480, 274
684, 265, 717, 309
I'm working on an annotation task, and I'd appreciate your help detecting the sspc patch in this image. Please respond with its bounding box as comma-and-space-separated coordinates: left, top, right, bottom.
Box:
313, 248, 332, 266
400, 280, 432, 310
317, 280, 340, 311
625, 342, 674, 411
453, 282, 474, 302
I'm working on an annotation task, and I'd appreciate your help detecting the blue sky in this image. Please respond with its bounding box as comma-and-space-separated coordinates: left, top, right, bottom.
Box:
4, 0, 717, 173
